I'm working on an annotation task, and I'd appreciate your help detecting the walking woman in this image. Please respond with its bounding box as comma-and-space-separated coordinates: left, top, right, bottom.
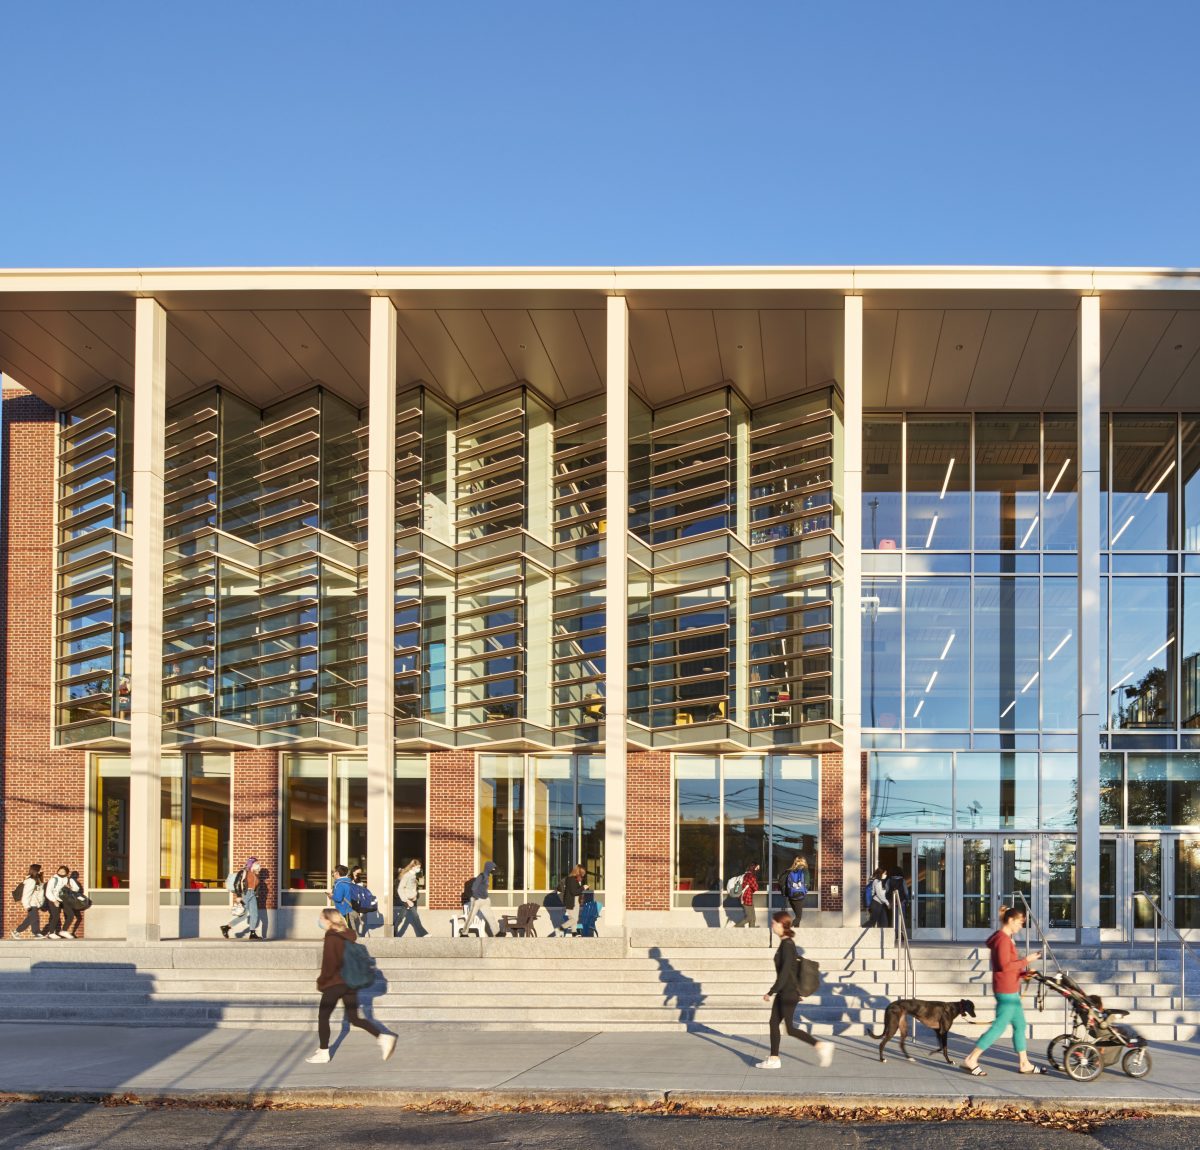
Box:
305, 908, 396, 1064
11, 864, 46, 939
782, 856, 810, 923
961, 905, 1045, 1076
553, 865, 587, 936
44, 866, 71, 939
868, 867, 890, 930
395, 859, 428, 937
756, 910, 834, 1069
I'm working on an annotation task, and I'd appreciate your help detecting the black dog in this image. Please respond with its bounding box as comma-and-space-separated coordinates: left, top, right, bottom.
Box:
866, 998, 977, 1064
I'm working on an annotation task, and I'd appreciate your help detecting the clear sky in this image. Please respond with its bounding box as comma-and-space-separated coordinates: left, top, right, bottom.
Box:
1, 2, 1197, 268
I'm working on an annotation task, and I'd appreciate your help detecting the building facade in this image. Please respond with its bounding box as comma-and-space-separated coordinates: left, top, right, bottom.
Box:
1, 267, 1197, 942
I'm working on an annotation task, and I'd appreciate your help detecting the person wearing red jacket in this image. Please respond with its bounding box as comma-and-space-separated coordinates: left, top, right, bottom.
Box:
961, 906, 1046, 1076
739, 864, 761, 928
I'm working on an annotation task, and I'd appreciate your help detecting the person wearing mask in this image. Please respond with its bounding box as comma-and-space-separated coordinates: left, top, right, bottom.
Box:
221, 858, 263, 941
60, 870, 89, 938
467, 862, 498, 937
756, 910, 834, 1070
552, 865, 587, 937
395, 859, 427, 938
782, 856, 810, 924
44, 866, 72, 940
11, 864, 46, 940
738, 863, 761, 928
961, 906, 1045, 1076
305, 908, 395, 1064
868, 867, 890, 930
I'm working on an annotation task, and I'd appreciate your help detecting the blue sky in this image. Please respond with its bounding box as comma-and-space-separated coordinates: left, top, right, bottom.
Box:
1, 2, 1197, 267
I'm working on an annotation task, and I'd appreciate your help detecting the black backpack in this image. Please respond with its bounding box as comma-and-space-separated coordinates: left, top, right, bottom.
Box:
461, 876, 475, 905
796, 955, 821, 998
11, 882, 24, 904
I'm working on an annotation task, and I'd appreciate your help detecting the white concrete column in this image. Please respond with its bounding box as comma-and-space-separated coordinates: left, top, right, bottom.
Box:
841, 295, 864, 927
367, 296, 397, 927
127, 298, 167, 942
1077, 294, 1102, 943
604, 295, 629, 929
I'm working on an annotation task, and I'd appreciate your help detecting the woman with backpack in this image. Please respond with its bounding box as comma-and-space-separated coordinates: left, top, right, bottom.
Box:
756, 910, 834, 1070
11, 864, 46, 940
44, 865, 71, 940
305, 908, 396, 1065
60, 870, 90, 938
782, 855, 810, 924
394, 859, 428, 937
868, 867, 890, 930
551, 865, 586, 937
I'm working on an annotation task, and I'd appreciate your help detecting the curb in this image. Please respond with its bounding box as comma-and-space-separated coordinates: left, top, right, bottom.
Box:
2, 1088, 1198, 1118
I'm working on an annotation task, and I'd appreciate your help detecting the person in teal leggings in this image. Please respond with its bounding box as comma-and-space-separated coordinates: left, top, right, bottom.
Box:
962, 906, 1046, 1076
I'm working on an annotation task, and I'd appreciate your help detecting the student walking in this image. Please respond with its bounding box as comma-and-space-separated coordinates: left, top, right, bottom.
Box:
305, 908, 396, 1064
961, 906, 1045, 1076
738, 863, 761, 928
782, 856, 810, 924
884, 868, 911, 938
394, 859, 428, 938
11, 864, 46, 939
60, 871, 90, 938
221, 858, 263, 940
552, 865, 586, 936
467, 862, 498, 936
756, 911, 834, 1069
44, 866, 72, 939
868, 867, 890, 930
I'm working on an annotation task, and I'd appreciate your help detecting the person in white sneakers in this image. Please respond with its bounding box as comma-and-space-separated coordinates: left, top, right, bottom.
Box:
305, 908, 395, 1064
43, 866, 72, 939
756, 910, 834, 1070
11, 864, 47, 940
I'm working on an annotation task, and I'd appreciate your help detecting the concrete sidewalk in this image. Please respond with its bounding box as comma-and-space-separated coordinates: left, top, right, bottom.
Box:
1, 1022, 1198, 1111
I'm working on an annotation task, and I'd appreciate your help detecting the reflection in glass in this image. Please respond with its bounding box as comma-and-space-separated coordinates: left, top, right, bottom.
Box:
1099, 838, 1117, 930
479, 755, 524, 892
769, 755, 819, 896
1100, 754, 1124, 828
1184, 417, 1200, 551
961, 838, 992, 930
676, 756, 720, 892
285, 755, 329, 889
999, 838, 1033, 917
1174, 838, 1200, 930
863, 417, 902, 550
1047, 838, 1076, 929
974, 415, 1040, 550
1109, 578, 1175, 728
1042, 579, 1077, 730
1133, 838, 1161, 928
187, 755, 230, 888
906, 418, 970, 551
905, 577, 970, 729
915, 838, 947, 929
869, 753, 953, 830
1043, 416, 1078, 551
863, 577, 901, 729
955, 753, 1037, 830
1127, 754, 1200, 827
972, 578, 1039, 729
1041, 754, 1079, 830
1184, 579, 1200, 728
1109, 415, 1177, 551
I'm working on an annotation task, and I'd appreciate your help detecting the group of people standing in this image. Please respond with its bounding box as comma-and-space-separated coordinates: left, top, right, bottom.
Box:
11, 863, 90, 940
728, 855, 811, 928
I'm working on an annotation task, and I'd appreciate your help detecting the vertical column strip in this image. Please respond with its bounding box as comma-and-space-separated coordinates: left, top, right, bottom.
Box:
1077, 294, 1102, 942
127, 298, 166, 942
604, 296, 629, 929
841, 295, 864, 927
367, 296, 398, 926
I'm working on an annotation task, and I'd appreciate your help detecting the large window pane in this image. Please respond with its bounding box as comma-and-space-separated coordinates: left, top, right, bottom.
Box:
1042, 416, 1078, 551
94, 756, 130, 889
905, 577, 970, 729
479, 755, 524, 891
1110, 415, 1177, 551
1184, 578, 1200, 728
577, 756, 606, 891
1042, 579, 1077, 730
863, 576, 901, 729
332, 755, 367, 874
955, 752, 1038, 830
869, 752, 953, 830
974, 415, 1040, 550
972, 577, 1039, 729
723, 756, 766, 877
1041, 753, 1079, 830
906, 417, 970, 551
1100, 754, 1124, 828
285, 754, 329, 889
676, 756, 720, 892
863, 416, 902, 550
768, 755, 819, 896
1184, 417, 1200, 552
187, 755, 230, 888
1047, 838, 1077, 929
1128, 754, 1200, 827
394, 755, 428, 878
1109, 578, 1175, 728
532, 756, 575, 891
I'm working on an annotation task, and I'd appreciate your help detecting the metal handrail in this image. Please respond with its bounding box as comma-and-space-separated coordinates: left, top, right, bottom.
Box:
891, 890, 916, 1001
1015, 890, 1063, 977
1131, 890, 1199, 1010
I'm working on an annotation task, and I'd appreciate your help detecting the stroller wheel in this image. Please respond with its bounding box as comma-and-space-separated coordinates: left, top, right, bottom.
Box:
1046, 1034, 1073, 1071
1121, 1048, 1152, 1079
1064, 1040, 1104, 1083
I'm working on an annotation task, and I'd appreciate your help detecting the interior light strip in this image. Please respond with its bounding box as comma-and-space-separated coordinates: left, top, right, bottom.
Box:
1111, 515, 1135, 545
939, 632, 956, 661
939, 458, 955, 500
1047, 632, 1072, 661
1021, 671, 1039, 694
1144, 460, 1176, 501
913, 699, 925, 718
1046, 458, 1071, 500
1000, 700, 1017, 719
1146, 636, 1175, 662
925, 670, 939, 693
1019, 516, 1039, 549
925, 514, 939, 549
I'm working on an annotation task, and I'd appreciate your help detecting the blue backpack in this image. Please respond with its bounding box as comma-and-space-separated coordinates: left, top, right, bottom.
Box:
786, 869, 808, 899
863, 880, 874, 911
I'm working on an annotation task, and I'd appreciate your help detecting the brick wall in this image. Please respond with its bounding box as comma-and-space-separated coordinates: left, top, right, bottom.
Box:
819, 750, 843, 913
427, 749, 475, 909
233, 750, 279, 909
1, 386, 87, 933
627, 749, 671, 911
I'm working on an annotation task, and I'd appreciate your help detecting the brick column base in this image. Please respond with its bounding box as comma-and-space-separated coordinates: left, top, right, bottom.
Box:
819, 751, 844, 913
627, 750, 672, 911
233, 750, 279, 908
428, 750, 475, 910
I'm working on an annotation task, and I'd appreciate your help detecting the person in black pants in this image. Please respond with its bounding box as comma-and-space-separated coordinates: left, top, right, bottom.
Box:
868, 867, 890, 930
756, 911, 834, 1069
305, 908, 396, 1064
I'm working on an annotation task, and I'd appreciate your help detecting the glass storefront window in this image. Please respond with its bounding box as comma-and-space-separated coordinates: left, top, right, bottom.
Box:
1109, 415, 1177, 551
869, 752, 953, 830
955, 752, 1038, 830
1109, 578, 1175, 728
1127, 754, 1200, 827
187, 755, 230, 888
906, 417, 970, 551
905, 577, 970, 730
973, 415, 1040, 551
285, 754, 329, 890
394, 756, 429, 876
332, 756, 367, 873
862, 576, 901, 729
972, 578, 1039, 729
1046, 838, 1077, 929
723, 756, 767, 876
1041, 753, 1079, 830
675, 755, 720, 893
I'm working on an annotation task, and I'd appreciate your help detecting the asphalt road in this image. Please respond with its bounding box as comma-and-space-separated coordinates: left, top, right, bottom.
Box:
0, 1106, 1194, 1150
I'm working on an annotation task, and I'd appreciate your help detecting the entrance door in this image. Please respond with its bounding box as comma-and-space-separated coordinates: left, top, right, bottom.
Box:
1169, 835, 1200, 938
955, 835, 1037, 940
911, 836, 950, 940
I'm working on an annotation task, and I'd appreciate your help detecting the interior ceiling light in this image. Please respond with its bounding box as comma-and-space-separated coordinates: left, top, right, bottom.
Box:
1046, 458, 1071, 500
1021, 671, 1039, 694
1047, 632, 1072, 661
1144, 460, 1176, 500
939, 458, 956, 500
925, 670, 939, 694
913, 699, 925, 718
1000, 700, 1017, 719
939, 632, 956, 660
1019, 516, 1039, 549
1146, 636, 1175, 662
955, 344, 964, 351
1112, 670, 1134, 690
925, 514, 939, 549
1111, 514, 1135, 545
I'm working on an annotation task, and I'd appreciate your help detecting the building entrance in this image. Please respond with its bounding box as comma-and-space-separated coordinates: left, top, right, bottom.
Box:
1100, 835, 1200, 941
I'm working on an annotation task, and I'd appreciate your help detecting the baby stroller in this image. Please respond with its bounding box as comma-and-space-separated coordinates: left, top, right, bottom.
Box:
1028, 970, 1151, 1082
572, 898, 602, 937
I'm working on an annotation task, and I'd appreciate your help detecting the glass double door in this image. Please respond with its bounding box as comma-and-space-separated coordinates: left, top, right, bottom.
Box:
1101, 835, 1200, 940
879, 833, 1076, 941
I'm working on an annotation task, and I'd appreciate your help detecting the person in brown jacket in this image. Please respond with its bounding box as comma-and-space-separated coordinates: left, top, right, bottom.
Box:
305, 908, 396, 1064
